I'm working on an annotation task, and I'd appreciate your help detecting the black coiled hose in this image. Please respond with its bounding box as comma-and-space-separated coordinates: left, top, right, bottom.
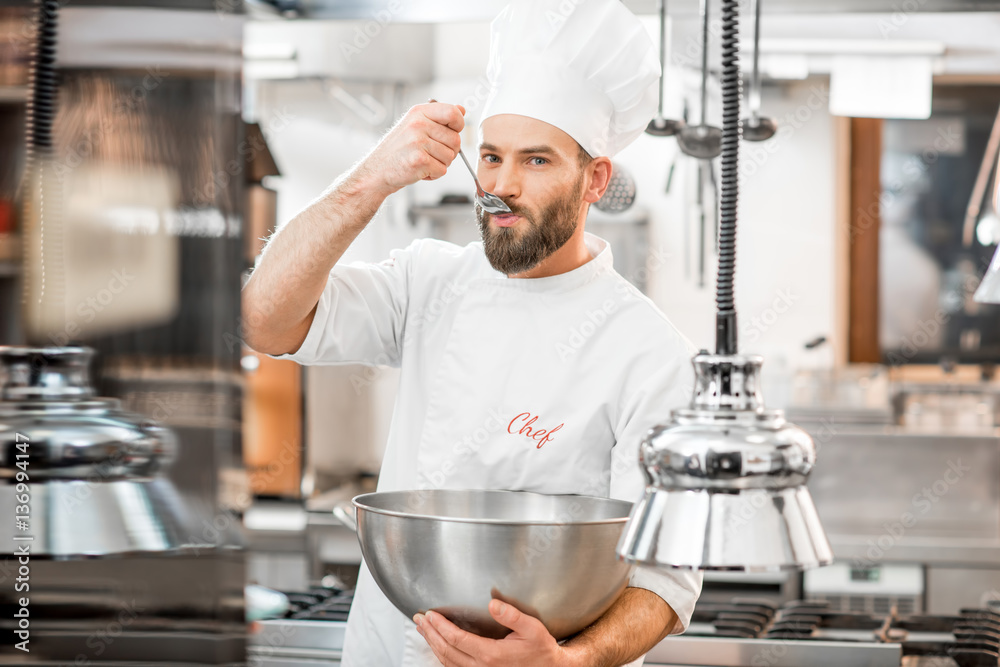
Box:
22, 0, 59, 316
715, 0, 740, 355
25, 0, 58, 175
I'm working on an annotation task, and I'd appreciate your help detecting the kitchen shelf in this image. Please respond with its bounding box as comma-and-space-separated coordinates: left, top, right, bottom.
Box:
0, 86, 28, 104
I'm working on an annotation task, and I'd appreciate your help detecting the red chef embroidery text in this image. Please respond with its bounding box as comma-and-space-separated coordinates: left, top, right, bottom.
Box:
508, 412, 564, 449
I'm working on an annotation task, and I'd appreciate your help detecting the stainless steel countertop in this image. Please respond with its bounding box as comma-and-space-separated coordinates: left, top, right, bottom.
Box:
645, 636, 902, 667
827, 534, 1000, 568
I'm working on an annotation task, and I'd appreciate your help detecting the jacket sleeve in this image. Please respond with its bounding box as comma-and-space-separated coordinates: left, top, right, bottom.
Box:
268, 240, 421, 368
610, 348, 703, 635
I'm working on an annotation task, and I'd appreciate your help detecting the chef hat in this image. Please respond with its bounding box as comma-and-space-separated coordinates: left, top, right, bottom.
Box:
479, 0, 661, 158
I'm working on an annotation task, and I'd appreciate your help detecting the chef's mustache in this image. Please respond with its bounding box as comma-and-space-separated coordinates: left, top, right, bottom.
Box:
488, 201, 531, 219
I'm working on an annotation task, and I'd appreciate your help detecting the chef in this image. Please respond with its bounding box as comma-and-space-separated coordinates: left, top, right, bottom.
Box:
243, 0, 702, 664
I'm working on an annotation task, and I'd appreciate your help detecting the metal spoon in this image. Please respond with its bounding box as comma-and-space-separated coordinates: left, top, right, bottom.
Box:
676, 0, 722, 159
428, 98, 512, 215
459, 149, 511, 215
741, 0, 778, 142
645, 0, 684, 137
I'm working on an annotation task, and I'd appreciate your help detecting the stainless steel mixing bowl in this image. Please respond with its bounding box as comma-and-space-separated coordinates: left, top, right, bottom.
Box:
353, 489, 635, 640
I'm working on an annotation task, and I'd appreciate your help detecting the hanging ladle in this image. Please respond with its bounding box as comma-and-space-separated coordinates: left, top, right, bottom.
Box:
741, 0, 778, 142
676, 0, 722, 159
646, 0, 684, 137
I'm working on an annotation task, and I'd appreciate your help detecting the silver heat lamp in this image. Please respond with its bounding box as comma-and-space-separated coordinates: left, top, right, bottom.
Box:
616, 0, 832, 572
616, 352, 833, 571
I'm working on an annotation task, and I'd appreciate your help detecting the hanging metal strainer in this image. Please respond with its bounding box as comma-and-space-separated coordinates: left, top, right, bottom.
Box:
594, 163, 636, 213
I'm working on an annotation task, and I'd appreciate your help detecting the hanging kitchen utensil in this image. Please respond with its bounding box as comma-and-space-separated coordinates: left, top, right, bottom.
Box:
665, 97, 690, 195
665, 154, 678, 194
963, 103, 1000, 247
974, 152, 1000, 303
684, 158, 701, 282
594, 162, 637, 213
676, 0, 722, 159
696, 160, 706, 288
708, 158, 719, 252
976, 202, 1000, 246
741, 0, 778, 142
645, 0, 684, 137
675, 99, 691, 280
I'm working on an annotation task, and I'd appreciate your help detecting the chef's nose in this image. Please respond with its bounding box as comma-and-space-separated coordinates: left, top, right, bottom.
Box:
483, 162, 520, 202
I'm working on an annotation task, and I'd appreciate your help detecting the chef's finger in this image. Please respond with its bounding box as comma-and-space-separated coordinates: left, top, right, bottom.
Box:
421, 138, 458, 171
425, 610, 495, 657
421, 120, 463, 154
404, 140, 449, 182
421, 101, 466, 133
489, 600, 545, 640
417, 614, 477, 667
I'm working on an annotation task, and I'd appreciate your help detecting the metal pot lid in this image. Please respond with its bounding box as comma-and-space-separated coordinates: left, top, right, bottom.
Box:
0, 346, 96, 401
0, 346, 175, 480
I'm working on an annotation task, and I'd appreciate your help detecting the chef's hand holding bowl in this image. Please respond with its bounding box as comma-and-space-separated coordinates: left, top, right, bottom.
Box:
415, 599, 569, 667
357, 100, 466, 193
353, 489, 634, 667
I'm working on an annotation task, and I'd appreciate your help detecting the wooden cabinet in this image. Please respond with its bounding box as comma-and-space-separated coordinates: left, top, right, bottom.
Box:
242, 348, 303, 498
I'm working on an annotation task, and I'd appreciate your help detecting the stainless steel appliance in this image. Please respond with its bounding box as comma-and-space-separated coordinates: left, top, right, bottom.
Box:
803, 428, 1000, 615
0, 346, 245, 664
804, 561, 925, 615
645, 596, 1000, 666
807, 431, 1000, 562
250, 590, 1000, 667
250, 585, 354, 666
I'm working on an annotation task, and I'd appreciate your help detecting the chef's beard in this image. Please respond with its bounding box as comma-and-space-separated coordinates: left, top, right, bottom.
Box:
475, 174, 584, 275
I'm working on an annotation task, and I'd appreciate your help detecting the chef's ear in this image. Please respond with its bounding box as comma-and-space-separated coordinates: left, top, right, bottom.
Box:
582, 156, 613, 204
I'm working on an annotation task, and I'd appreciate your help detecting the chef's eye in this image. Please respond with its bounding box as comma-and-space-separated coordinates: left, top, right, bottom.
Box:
482, 154, 500, 164
530, 157, 548, 166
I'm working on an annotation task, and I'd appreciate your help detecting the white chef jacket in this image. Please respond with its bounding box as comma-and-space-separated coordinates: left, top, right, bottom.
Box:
275, 232, 703, 666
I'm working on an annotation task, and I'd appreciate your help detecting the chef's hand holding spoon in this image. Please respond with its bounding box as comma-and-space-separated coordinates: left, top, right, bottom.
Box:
415, 600, 581, 667
242, 100, 464, 358
357, 100, 466, 195
425, 98, 511, 214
